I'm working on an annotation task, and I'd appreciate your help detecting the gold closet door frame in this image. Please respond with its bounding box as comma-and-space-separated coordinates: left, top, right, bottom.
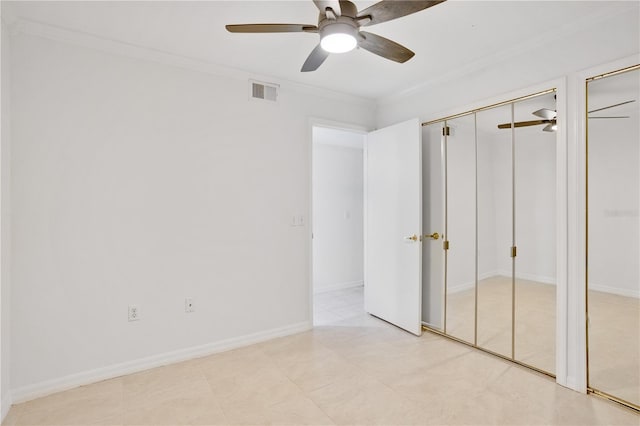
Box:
443, 120, 449, 334
585, 63, 640, 413
422, 88, 557, 380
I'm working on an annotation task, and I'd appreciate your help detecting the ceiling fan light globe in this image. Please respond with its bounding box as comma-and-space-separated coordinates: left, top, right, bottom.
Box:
319, 22, 358, 53
321, 33, 357, 53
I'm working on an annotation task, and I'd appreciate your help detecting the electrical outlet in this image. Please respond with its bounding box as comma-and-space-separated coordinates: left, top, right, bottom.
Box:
128, 305, 140, 321
185, 298, 195, 313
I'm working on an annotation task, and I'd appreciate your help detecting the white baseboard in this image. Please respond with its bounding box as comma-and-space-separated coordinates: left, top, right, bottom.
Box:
314, 280, 363, 294
589, 283, 639, 299
1, 393, 12, 423
10, 321, 311, 404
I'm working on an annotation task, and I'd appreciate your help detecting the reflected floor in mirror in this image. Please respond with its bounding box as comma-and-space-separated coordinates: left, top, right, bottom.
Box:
3, 286, 637, 426
589, 289, 640, 406
447, 276, 556, 374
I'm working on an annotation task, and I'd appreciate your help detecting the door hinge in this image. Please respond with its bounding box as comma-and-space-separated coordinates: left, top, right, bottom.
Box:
510, 246, 517, 257
443, 240, 450, 250
442, 126, 450, 136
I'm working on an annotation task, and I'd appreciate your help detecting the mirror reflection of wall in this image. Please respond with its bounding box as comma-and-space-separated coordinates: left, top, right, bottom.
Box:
445, 115, 477, 345
587, 65, 640, 409
422, 123, 445, 330
476, 103, 514, 358
512, 95, 557, 374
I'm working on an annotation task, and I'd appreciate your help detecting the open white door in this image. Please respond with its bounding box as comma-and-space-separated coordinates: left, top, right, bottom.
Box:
364, 118, 422, 335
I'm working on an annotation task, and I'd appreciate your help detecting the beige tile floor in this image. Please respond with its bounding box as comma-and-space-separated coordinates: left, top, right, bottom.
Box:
3, 286, 638, 426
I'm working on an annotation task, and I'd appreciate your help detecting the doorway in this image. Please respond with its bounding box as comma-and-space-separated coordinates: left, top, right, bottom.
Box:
311, 125, 366, 326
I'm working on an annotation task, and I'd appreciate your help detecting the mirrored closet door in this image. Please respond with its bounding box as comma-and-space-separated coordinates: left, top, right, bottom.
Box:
476, 103, 514, 358
445, 114, 477, 344
587, 64, 640, 410
422, 90, 557, 376
512, 95, 557, 373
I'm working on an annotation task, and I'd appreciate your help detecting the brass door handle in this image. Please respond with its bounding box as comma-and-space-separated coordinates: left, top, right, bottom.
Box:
425, 232, 440, 240
404, 234, 419, 242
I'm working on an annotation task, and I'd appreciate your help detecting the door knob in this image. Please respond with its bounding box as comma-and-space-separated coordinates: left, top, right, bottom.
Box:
404, 234, 419, 242
425, 232, 440, 240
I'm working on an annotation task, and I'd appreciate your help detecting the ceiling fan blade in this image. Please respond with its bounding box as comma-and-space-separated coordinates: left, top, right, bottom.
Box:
497, 120, 551, 129
588, 99, 635, 114
542, 123, 556, 132
313, 0, 341, 17
358, 31, 414, 63
532, 108, 556, 120
301, 44, 330, 72
588, 116, 630, 119
356, 1, 445, 27
226, 24, 318, 33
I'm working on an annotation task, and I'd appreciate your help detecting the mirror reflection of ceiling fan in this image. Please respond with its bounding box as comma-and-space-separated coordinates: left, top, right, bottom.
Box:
497, 100, 636, 132
225, 0, 445, 72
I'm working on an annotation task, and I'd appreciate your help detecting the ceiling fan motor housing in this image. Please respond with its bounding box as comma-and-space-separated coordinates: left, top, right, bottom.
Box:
319, 17, 359, 53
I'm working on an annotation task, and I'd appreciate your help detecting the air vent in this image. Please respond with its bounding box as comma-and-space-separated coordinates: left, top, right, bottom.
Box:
250, 80, 279, 102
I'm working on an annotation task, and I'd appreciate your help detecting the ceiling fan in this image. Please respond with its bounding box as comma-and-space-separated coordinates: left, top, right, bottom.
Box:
497, 100, 636, 132
225, 0, 445, 72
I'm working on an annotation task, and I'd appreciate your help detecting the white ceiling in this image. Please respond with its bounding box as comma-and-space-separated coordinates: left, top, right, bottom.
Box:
3, 1, 639, 99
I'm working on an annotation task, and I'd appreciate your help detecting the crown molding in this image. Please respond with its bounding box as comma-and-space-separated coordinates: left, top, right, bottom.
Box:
8, 16, 375, 107
376, 2, 639, 107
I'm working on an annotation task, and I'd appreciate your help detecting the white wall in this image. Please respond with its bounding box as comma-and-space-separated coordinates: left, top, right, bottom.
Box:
0, 12, 11, 419
312, 127, 364, 293
8, 32, 374, 397
0, 14, 11, 420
